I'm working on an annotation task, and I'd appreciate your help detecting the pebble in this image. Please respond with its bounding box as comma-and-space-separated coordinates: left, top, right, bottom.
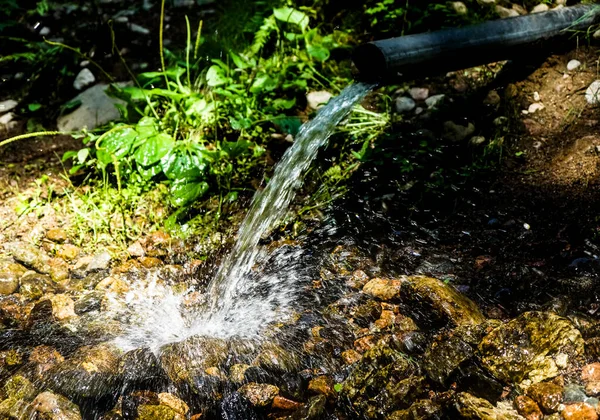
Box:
514, 395, 543, 420
39, 26, 51, 36
533, 91, 541, 101
484, 90, 501, 106
46, 228, 68, 243
307, 91, 333, 110
237, 383, 279, 407
395, 97, 416, 113
73, 68, 95, 91
425, 94, 445, 109
0, 99, 18, 113
532, 4, 550, 13
442, 121, 476, 142
451, 1, 468, 14
308, 376, 336, 401
86, 251, 112, 272
409, 87, 429, 101
272, 395, 302, 411
586, 81, 600, 105
564, 384, 588, 403
130, 23, 150, 35
527, 381, 563, 413
495, 5, 520, 18
528, 103, 545, 114
582, 363, 600, 383
561, 402, 598, 420
469, 136, 486, 146
567, 60, 581, 71
594, 29, 600, 40
0, 112, 15, 125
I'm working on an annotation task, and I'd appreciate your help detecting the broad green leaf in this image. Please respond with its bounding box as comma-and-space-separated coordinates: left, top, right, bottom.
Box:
221, 140, 252, 158
229, 51, 255, 69
206, 65, 228, 87
76, 148, 90, 164
28, 103, 41, 112
273, 7, 309, 31
170, 179, 209, 206
136, 117, 158, 139
133, 133, 174, 166
272, 97, 296, 110
96, 127, 138, 165
229, 115, 252, 130
62, 150, 77, 162
138, 163, 163, 180
161, 149, 208, 180
307, 45, 330, 61
250, 74, 277, 93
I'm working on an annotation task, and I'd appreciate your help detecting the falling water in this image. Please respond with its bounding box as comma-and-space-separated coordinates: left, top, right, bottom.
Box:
208, 82, 374, 310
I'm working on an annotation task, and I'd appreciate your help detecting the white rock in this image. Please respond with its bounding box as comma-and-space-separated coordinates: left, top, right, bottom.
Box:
533, 91, 540, 101
0, 112, 14, 125
451, 1, 468, 14
567, 59, 581, 71
477, 0, 495, 4
469, 136, 486, 146
555, 0, 566, 5
306, 91, 333, 110
586, 80, 600, 105
495, 5, 519, 18
531, 4, 550, 13
0, 99, 18, 113
594, 29, 600, 40
73, 68, 95, 91
57, 83, 128, 131
425, 94, 445, 109
130, 23, 150, 35
415, 107, 424, 115
39, 26, 51, 36
395, 97, 416, 113
409, 87, 429, 101
114, 16, 129, 23
528, 103, 545, 113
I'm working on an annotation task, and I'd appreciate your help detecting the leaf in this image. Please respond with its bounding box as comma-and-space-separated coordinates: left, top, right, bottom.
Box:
28, 103, 41, 112
229, 51, 254, 69
62, 150, 77, 162
96, 127, 138, 165
138, 163, 163, 180
273, 7, 309, 31
133, 133, 174, 166
221, 140, 252, 158
135, 117, 159, 139
170, 179, 209, 206
161, 148, 209, 180
272, 97, 296, 110
229, 115, 252, 130
334, 383, 343, 393
250, 73, 277, 93
307, 45, 330, 61
76, 148, 90, 164
206, 65, 228, 87
273, 116, 302, 136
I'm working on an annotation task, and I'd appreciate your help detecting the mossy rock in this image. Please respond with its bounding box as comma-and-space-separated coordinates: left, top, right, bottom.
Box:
136, 404, 184, 420
454, 392, 524, 420
478, 311, 584, 385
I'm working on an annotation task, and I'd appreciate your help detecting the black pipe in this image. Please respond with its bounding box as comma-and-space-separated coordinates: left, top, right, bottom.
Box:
353, 5, 600, 81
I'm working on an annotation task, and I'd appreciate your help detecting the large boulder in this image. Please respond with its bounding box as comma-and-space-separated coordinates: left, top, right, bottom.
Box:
478, 312, 584, 385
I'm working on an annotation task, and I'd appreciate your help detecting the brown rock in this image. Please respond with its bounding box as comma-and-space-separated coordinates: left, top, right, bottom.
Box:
582, 363, 600, 383
57, 245, 80, 261
514, 395, 543, 420
526, 381, 563, 414
354, 335, 377, 353
362, 278, 403, 301
347, 270, 369, 289
158, 393, 189, 416
585, 381, 600, 396
29, 345, 64, 380
237, 383, 279, 407
127, 241, 145, 257
47, 257, 70, 282
139, 257, 162, 268
46, 228, 68, 243
561, 403, 598, 420
32, 391, 82, 420
307, 375, 336, 401
272, 395, 302, 411
341, 349, 362, 365
34, 294, 76, 321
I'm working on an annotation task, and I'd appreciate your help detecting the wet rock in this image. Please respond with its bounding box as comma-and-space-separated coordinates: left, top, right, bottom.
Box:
127, 241, 145, 258
20, 272, 56, 300
514, 395, 543, 420
585, 381, 600, 396
5, 242, 50, 274
157, 393, 189, 416
130, 23, 150, 35
395, 97, 416, 113
289, 395, 326, 420
363, 278, 403, 301
4, 374, 37, 400
386, 399, 442, 420
238, 383, 279, 407
0, 99, 18, 113
0, 350, 24, 379
45, 343, 122, 399
87, 251, 112, 272
307, 375, 336, 401
306, 91, 333, 110
582, 363, 600, 383
74, 291, 104, 314
352, 300, 382, 327
57, 84, 127, 131
0, 397, 35, 419
57, 244, 80, 261
136, 404, 184, 420
496, 5, 520, 18
254, 343, 300, 373
29, 345, 64, 381
451, 1, 468, 14
73, 68, 95, 90
564, 384, 588, 403
31, 294, 77, 322
409, 88, 429, 101
424, 334, 473, 384
0, 269, 21, 295
526, 381, 563, 413
586, 81, 600, 105
272, 395, 302, 411
32, 391, 82, 420
568, 60, 582, 71
119, 347, 166, 389
442, 121, 476, 142
478, 312, 584, 385
484, 90, 501, 106
425, 94, 445, 109
229, 364, 251, 383
46, 228, 68, 243
454, 392, 525, 419
561, 403, 598, 420
342, 349, 362, 365
531, 3, 549, 13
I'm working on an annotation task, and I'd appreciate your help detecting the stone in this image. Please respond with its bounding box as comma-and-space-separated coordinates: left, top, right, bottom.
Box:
561, 403, 598, 420
137, 404, 184, 420
5, 241, 50, 273
531, 4, 550, 13
582, 363, 600, 383
32, 392, 82, 420
514, 395, 543, 420
567, 60, 582, 71
306, 91, 333, 110
496, 5, 520, 18
425, 94, 445, 109
484, 90, 501, 106
451, 1, 468, 14
254, 342, 301, 373
363, 278, 403, 301
57, 84, 128, 131
157, 393, 189, 416
586, 81, 600, 105
0, 260, 25, 295
229, 364, 251, 383
342, 349, 362, 365
73, 68, 95, 90
29, 345, 64, 381
307, 376, 336, 401
455, 392, 525, 419
387, 399, 442, 419
35, 294, 77, 321
87, 251, 112, 272
20, 272, 56, 300
409, 87, 429, 101
130, 23, 151, 35
48, 258, 70, 282
4, 374, 37, 400
0, 100, 18, 113
272, 395, 302, 411
585, 381, 600, 396
528, 103, 545, 114
564, 384, 587, 403
479, 312, 584, 384
470, 136, 486, 146
442, 121, 476, 142
395, 97, 416, 113
0, 112, 15, 126
127, 241, 145, 257
139, 257, 162, 268
46, 228, 68, 243
594, 29, 600, 40
57, 244, 80, 261
424, 334, 473, 384
526, 381, 563, 413
238, 383, 279, 407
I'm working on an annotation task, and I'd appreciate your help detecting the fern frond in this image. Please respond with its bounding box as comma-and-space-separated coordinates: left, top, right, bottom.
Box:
249, 15, 278, 57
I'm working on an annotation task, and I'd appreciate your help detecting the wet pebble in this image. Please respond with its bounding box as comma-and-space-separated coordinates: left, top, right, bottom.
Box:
568, 60, 582, 71
306, 91, 333, 110
32, 391, 82, 420
307, 376, 336, 401
395, 97, 416, 113
409, 87, 429, 101
586, 81, 600, 105
73, 68, 95, 91
514, 395, 543, 420
561, 402, 598, 420
425, 94, 445, 109
0, 99, 18, 113
531, 3, 549, 12
526, 381, 563, 413
238, 383, 279, 407
564, 384, 588, 403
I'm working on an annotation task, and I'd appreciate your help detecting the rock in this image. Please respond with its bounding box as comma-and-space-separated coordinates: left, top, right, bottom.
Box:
20, 272, 56, 300
470, 136, 486, 146
582, 363, 600, 383
585, 81, 600, 105
342, 349, 362, 365
229, 364, 251, 383
514, 395, 543, 420
136, 404, 184, 420
527, 103, 545, 114
0, 397, 35, 418
272, 395, 302, 411
533, 91, 541, 101
0, 100, 18, 113
238, 383, 279, 407
424, 334, 473, 384
363, 278, 403, 301
0, 112, 15, 126
57, 244, 80, 261
567, 60, 582, 71
0, 260, 25, 295
4, 374, 37, 400
29, 345, 64, 381
290, 395, 326, 420
409, 88, 429, 101
127, 241, 145, 257
387, 399, 442, 419
526, 381, 563, 413
564, 384, 588, 403
5, 242, 50, 273
496, 5, 520, 18
46, 228, 68, 243
57, 84, 128, 131
87, 251, 112, 272
531, 4, 550, 13
455, 392, 525, 419
74, 291, 103, 314
307, 376, 336, 401
479, 312, 584, 385
254, 342, 300, 373
395, 97, 416, 113
451, 1, 468, 14
158, 393, 189, 415
594, 29, 600, 40
585, 381, 600, 396
442, 121, 476, 142
34, 294, 77, 321
73, 68, 95, 91
484, 90, 501, 106
307, 91, 333, 110
47, 258, 70, 283
425, 94, 445, 109
32, 392, 82, 420
561, 403, 598, 420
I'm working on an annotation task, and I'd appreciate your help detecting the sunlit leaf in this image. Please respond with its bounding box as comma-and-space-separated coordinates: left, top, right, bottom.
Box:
96, 127, 138, 165
221, 140, 252, 158
206, 65, 228, 87
273, 7, 309, 31
250, 74, 277, 93
134, 133, 174, 166
170, 179, 209, 206
161, 148, 209, 180
307, 45, 330, 61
